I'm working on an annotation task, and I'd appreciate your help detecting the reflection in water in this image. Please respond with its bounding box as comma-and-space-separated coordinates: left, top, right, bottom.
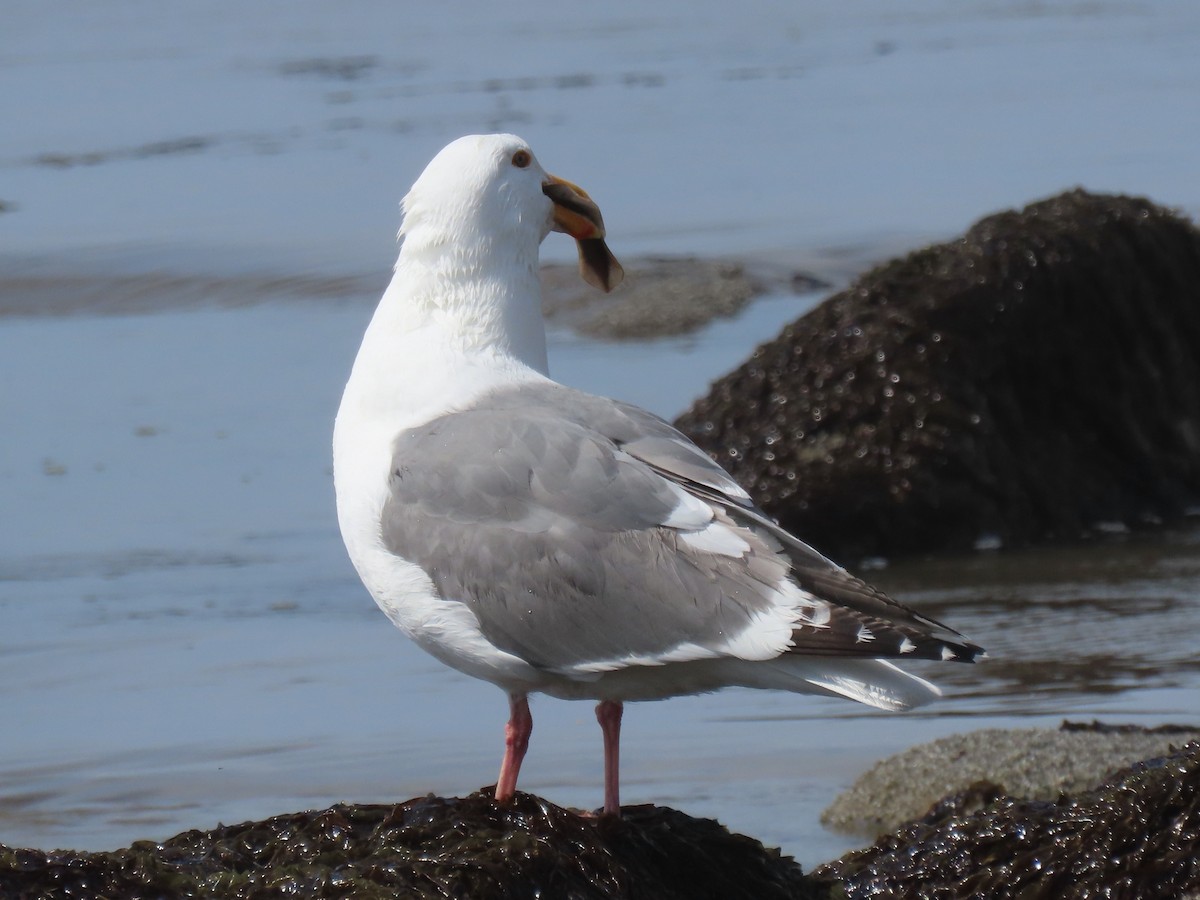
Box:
866, 527, 1200, 715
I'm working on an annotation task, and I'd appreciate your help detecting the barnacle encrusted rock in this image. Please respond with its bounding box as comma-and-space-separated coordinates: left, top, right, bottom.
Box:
676, 190, 1200, 559
815, 738, 1200, 899
823, 721, 1200, 837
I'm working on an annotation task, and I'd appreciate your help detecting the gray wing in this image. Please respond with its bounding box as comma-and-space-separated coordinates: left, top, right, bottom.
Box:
555, 387, 982, 663
383, 382, 982, 675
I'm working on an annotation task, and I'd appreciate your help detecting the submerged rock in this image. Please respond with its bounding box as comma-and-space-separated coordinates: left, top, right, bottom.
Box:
541, 256, 821, 340
675, 190, 1200, 559
816, 739, 1200, 899
823, 720, 1200, 837
0, 791, 826, 900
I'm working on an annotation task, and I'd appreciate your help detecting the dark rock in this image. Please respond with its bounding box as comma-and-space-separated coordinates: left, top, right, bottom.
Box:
6, 739, 1197, 898
0, 791, 827, 900
675, 190, 1200, 559
815, 739, 1200, 899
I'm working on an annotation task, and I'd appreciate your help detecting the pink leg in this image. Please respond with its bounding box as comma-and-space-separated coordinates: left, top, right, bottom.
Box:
495, 692, 532, 803
595, 699, 624, 817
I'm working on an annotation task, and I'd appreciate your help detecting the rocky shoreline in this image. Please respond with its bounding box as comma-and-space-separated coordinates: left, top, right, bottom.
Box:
818, 728, 1200, 899
4, 724, 1197, 899
823, 720, 1200, 838
6, 190, 1200, 896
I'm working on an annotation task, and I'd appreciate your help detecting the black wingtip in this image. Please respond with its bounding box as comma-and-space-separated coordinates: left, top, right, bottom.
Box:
937, 641, 987, 664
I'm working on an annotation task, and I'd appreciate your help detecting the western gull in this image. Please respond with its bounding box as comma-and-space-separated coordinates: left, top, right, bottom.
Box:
333, 133, 983, 817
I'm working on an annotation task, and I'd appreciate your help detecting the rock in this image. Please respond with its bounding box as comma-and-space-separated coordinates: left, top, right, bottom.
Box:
815, 738, 1200, 899
5, 735, 1197, 897
0, 791, 827, 900
540, 256, 823, 340
822, 720, 1200, 837
675, 190, 1200, 560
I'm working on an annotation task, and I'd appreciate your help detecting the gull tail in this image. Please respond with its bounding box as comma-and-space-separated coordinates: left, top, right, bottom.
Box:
728, 656, 942, 711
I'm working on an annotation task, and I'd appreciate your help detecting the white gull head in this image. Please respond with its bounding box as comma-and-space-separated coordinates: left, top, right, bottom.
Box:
376, 134, 622, 376
398, 134, 558, 278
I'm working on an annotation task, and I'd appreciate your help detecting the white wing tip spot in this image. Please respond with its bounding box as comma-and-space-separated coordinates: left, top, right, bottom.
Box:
679, 521, 752, 558
940, 645, 958, 661
855, 624, 875, 644
899, 637, 917, 654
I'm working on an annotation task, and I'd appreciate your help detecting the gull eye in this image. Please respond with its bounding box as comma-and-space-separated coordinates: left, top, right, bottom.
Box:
511, 149, 532, 169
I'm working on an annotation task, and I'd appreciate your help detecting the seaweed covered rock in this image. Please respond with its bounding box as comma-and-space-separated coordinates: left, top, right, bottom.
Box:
675, 190, 1200, 559
822, 720, 1200, 837
0, 791, 826, 900
816, 740, 1200, 899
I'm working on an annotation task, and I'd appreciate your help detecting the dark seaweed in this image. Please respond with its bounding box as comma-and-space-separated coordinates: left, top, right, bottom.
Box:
0, 791, 826, 900
816, 740, 1200, 899
676, 190, 1200, 559
4, 741, 1198, 897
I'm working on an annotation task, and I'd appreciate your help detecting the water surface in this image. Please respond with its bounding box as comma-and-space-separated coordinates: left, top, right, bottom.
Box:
2, 295, 1197, 871
3, 0, 1200, 872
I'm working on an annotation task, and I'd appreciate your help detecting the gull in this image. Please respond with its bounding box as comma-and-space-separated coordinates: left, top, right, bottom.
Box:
333, 133, 983, 817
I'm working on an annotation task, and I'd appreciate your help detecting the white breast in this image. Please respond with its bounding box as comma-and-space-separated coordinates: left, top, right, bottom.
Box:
332, 319, 553, 692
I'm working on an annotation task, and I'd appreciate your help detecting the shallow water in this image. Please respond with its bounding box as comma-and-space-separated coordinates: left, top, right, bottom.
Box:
3, 0, 1200, 874
2, 293, 1198, 871
4, 1, 1199, 273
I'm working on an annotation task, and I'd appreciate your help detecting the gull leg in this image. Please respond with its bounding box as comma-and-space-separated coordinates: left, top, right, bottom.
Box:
595, 699, 624, 817
495, 692, 532, 803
